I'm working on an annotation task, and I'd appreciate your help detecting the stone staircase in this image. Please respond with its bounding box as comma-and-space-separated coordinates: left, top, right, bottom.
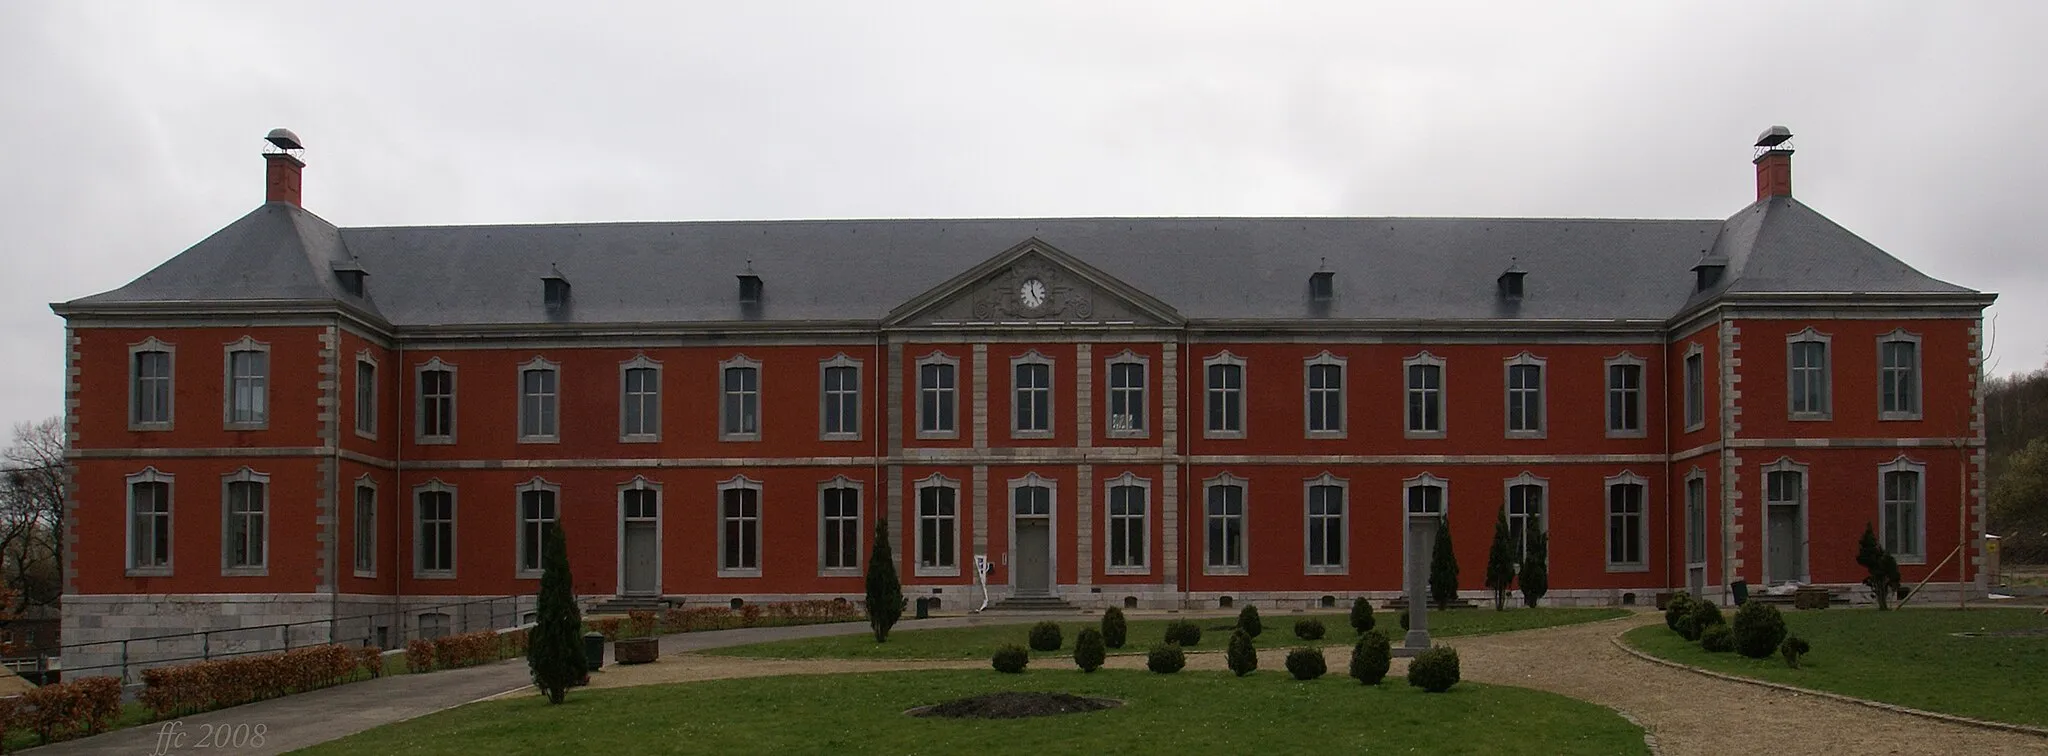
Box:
986, 595, 1078, 612
587, 596, 674, 615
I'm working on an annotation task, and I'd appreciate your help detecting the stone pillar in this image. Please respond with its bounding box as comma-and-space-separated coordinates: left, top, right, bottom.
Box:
1403, 516, 1437, 654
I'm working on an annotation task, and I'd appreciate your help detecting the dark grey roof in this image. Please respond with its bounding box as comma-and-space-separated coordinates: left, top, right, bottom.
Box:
60, 197, 1983, 327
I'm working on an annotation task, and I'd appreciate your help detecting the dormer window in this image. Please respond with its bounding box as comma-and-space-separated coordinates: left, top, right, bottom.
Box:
543, 274, 570, 312
333, 268, 366, 297
1693, 256, 1728, 293
1309, 270, 1334, 302
738, 273, 763, 305
1497, 266, 1526, 301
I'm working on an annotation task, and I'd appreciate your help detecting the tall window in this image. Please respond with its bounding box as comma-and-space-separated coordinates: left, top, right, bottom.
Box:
128, 470, 171, 572
1685, 476, 1707, 566
1013, 358, 1052, 436
1605, 357, 1643, 436
821, 484, 861, 573
1015, 484, 1051, 516
518, 360, 559, 441
1505, 354, 1544, 436
353, 483, 376, 574
226, 342, 269, 427
917, 356, 957, 437
1204, 478, 1245, 573
917, 480, 957, 572
821, 357, 860, 439
1305, 353, 1345, 437
517, 483, 557, 575
354, 357, 378, 436
223, 470, 267, 570
1107, 355, 1147, 437
1606, 480, 1645, 569
1505, 481, 1545, 566
1879, 333, 1921, 419
418, 362, 455, 441
721, 479, 761, 573
1880, 460, 1924, 561
1405, 354, 1444, 437
620, 358, 660, 440
1106, 480, 1147, 571
1205, 354, 1244, 437
721, 357, 761, 440
1788, 331, 1831, 418
1683, 349, 1705, 430
417, 486, 455, 575
1305, 478, 1345, 572
131, 341, 173, 428
1406, 481, 1445, 518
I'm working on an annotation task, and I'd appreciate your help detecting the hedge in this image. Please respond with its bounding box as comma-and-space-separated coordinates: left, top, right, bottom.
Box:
0, 675, 123, 746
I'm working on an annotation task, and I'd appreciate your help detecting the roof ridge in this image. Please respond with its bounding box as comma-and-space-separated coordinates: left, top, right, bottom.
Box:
339, 215, 1727, 232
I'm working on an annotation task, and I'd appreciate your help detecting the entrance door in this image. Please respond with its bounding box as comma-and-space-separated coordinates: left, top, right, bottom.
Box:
1015, 520, 1050, 596
621, 486, 660, 596
623, 522, 658, 595
1767, 506, 1804, 584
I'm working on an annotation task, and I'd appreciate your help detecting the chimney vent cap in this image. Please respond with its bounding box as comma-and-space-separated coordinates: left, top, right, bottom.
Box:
1754, 125, 1792, 148
265, 128, 304, 151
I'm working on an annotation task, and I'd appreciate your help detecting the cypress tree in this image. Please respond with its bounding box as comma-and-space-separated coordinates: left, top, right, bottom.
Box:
1518, 523, 1549, 607
1856, 524, 1901, 610
1429, 518, 1460, 609
526, 521, 585, 704
1484, 508, 1516, 611
1236, 605, 1263, 638
866, 516, 905, 641
1226, 629, 1258, 677
1348, 597, 1376, 635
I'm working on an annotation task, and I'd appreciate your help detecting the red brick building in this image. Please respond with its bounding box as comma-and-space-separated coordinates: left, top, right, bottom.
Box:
54, 128, 1991, 665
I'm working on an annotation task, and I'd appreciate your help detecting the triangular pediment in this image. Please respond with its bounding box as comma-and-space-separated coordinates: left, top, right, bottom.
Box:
885, 238, 1182, 327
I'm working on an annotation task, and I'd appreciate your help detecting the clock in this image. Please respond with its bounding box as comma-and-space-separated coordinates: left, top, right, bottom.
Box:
1018, 278, 1048, 309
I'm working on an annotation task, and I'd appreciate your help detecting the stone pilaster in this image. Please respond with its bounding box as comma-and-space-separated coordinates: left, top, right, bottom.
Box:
1075, 463, 1093, 585
1075, 344, 1093, 448
972, 464, 989, 557
886, 341, 905, 567
1719, 318, 1744, 593
316, 326, 341, 593
971, 344, 988, 449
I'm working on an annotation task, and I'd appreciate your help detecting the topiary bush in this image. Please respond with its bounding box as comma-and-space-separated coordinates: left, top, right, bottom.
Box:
1101, 607, 1128, 649
991, 644, 1029, 673
1164, 620, 1203, 647
1731, 601, 1788, 659
1349, 597, 1376, 635
1028, 621, 1064, 652
1781, 634, 1812, 669
1664, 591, 1697, 633
1293, 618, 1326, 641
1674, 614, 1703, 642
1350, 630, 1392, 685
1689, 600, 1724, 635
1237, 605, 1263, 638
1073, 628, 1106, 673
1285, 647, 1327, 680
1699, 624, 1735, 653
1226, 629, 1258, 677
1406, 645, 1461, 693
1147, 644, 1186, 674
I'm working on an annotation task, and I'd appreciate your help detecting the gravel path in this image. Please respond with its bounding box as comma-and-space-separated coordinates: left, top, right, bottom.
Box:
603, 611, 2048, 756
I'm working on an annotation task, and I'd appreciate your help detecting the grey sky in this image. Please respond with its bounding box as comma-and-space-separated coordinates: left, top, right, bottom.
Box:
4, 2, 2044, 432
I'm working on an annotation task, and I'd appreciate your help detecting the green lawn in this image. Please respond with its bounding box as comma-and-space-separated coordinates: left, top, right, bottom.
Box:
296, 669, 1649, 756
705, 607, 1627, 661
1622, 607, 2048, 727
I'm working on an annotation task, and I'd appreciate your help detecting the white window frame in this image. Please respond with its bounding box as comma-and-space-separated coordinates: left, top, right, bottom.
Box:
1010, 350, 1055, 439
718, 475, 764, 577
1402, 473, 1449, 585
616, 476, 663, 594
618, 353, 663, 443
125, 467, 173, 576
1603, 352, 1647, 439
1303, 351, 1347, 439
222, 336, 270, 430
1303, 472, 1348, 575
913, 473, 962, 577
1761, 457, 1812, 584
1104, 350, 1150, 439
514, 477, 560, 579
1877, 329, 1923, 421
414, 479, 457, 579
1878, 456, 1927, 564
720, 355, 762, 442
1005, 473, 1060, 593
220, 466, 269, 576
352, 475, 377, 578
819, 354, 863, 441
415, 358, 458, 445
915, 352, 961, 440
1103, 472, 1151, 574
1503, 352, 1546, 439
1684, 468, 1709, 570
516, 356, 561, 444
1403, 351, 1446, 439
354, 350, 379, 440
1202, 472, 1248, 576
1202, 351, 1246, 440
818, 476, 864, 577
1683, 343, 1706, 433
1786, 328, 1833, 421
1502, 471, 1550, 569
1603, 471, 1649, 573
128, 337, 175, 431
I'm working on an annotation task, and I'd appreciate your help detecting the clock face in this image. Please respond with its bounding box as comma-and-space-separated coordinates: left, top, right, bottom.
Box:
1019, 278, 1048, 309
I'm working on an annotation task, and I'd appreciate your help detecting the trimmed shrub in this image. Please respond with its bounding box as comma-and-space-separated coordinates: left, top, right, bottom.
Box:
991, 644, 1030, 673
1028, 621, 1064, 652
1858, 524, 1902, 610
1164, 620, 1203, 647
1781, 634, 1812, 669
1689, 600, 1724, 635
866, 516, 905, 641
1147, 644, 1186, 674
1674, 614, 1703, 642
1102, 607, 1128, 649
1285, 647, 1327, 680
1237, 605, 1263, 638
1074, 628, 1106, 673
138, 643, 385, 720
1664, 591, 1697, 633
1406, 645, 1461, 693
1699, 624, 1735, 653
17, 675, 124, 744
1349, 597, 1376, 635
1293, 618, 1326, 641
1350, 630, 1392, 685
626, 609, 658, 638
404, 638, 435, 673
527, 521, 586, 704
1518, 525, 1549, 607
358, 646, 386, 678
1227, 629, 1258, 677
1429, 522, 1460, 609
1731, 601, 1789, 659
1399, 611, 1411, 631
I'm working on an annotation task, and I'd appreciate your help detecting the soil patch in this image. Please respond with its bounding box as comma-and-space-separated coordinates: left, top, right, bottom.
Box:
908, 692, 1122, 720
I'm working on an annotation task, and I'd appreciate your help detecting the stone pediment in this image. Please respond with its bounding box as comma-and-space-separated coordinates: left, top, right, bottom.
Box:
886, 238, 1181, 327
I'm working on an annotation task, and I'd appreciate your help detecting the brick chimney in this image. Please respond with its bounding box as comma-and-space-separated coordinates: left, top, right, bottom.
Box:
1753, 125, 1793, 201
262, 128, 305, 207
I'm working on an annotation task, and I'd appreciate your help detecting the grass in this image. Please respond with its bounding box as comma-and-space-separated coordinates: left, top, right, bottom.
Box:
1622, 607, 2048, 727
297, 668, 1649, 756
705, 607, 1628, 661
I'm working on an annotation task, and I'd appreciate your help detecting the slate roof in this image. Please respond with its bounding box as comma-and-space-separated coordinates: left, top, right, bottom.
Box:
57, 196, 1985, 327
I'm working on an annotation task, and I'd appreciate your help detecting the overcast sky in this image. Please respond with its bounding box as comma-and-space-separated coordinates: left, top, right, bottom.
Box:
3, 2, 2044, 433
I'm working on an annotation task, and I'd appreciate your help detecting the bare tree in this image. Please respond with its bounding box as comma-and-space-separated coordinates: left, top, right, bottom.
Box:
0, 417, 66, 611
